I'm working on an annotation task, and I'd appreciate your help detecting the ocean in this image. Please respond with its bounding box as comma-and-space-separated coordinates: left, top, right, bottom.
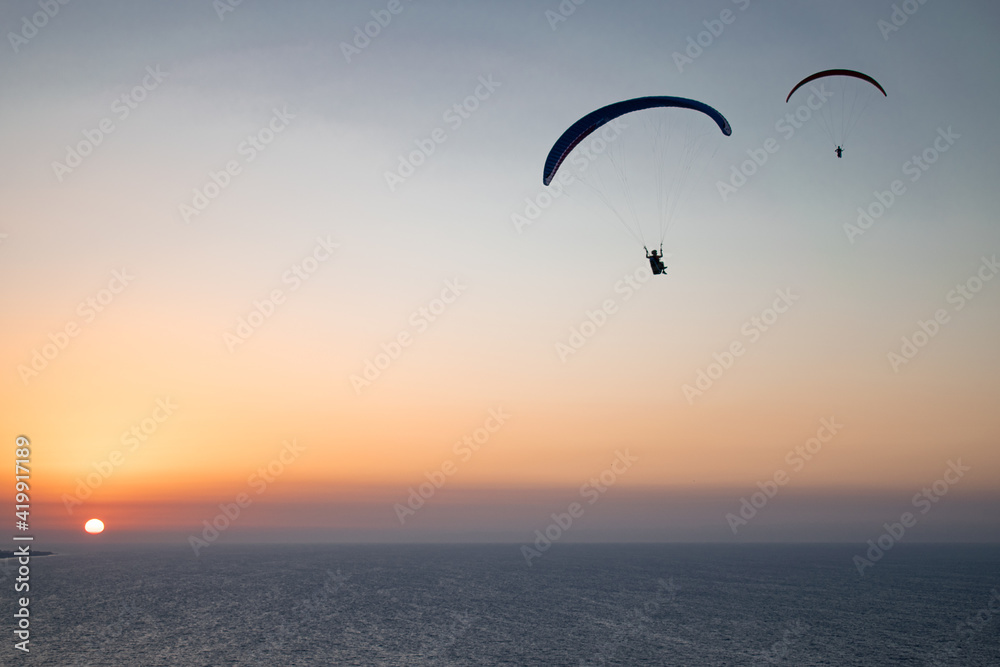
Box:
8, 544, 999, 666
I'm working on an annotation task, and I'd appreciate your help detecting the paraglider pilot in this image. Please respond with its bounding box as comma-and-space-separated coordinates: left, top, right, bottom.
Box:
835, 146, 843, 158
645, 245, 666, 275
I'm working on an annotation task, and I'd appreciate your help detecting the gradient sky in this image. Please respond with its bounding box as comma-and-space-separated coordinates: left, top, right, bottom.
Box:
2, 0, 998, 546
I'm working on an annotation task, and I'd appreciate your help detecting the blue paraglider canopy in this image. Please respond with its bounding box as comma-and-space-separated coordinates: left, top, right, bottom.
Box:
543, 96, 732, 186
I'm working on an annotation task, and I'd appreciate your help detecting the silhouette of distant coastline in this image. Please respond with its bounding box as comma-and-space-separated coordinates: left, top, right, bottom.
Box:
0, 550, 54, 558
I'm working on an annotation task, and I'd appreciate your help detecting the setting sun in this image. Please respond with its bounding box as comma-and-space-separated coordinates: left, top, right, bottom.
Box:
84, 519, 105, 534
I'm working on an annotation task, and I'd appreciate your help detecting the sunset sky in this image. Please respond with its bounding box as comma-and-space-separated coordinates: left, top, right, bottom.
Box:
2, 0, 998, 547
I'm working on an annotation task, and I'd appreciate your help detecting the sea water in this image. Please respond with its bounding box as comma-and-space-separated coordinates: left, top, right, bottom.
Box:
8, 543, 999, 666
